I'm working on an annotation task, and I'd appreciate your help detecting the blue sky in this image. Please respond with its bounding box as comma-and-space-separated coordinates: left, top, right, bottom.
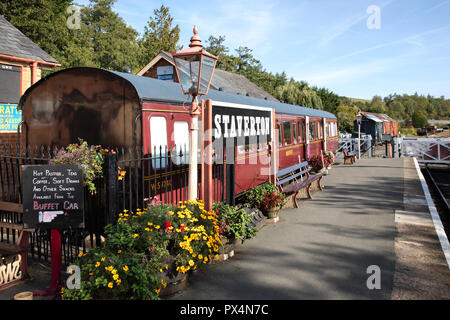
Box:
75, 0, 450, 100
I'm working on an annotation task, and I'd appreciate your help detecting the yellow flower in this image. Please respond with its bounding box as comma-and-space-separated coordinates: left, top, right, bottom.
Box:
148, 222, 153, 226
189, 260, 194, 266
116, 279, 121, 285
154, 225, 160, 230
78, 252, 83, 258
95, 261, 100, 268
89, 272, 94, 276
145, 227, 150, 231
123, 266, 129, 272
155, 288, 160, 295
111, 269, 117, 275
101, 257, 106, 262
165, 264, 168, 269
198, 254, 203, 260
108, 282, 113, 288
113, 274, 119, 280
133, 233, 139, 238
117, 250, 122, 254
105, 266, 113, 272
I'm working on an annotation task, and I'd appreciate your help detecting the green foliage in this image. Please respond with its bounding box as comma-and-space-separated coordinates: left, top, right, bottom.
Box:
213, 203, 258, 244
62, 222, 168, 300
336, 104, 358, 133
50, 139, 105, 194
64, 200, 223, 300
0, 0, 73, 68
275, 80, 323, 109
243, 182, 286, 211
412, 110, 429, 128
139, 4, 180, 69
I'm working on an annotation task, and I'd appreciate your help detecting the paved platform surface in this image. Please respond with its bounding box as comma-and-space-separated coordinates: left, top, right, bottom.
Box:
391, 158, 450, 299
170, 158, 404, 300
2, 157, 448, 300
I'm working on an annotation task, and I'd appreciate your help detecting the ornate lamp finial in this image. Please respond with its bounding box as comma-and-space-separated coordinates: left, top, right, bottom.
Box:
189, 25, 202, 48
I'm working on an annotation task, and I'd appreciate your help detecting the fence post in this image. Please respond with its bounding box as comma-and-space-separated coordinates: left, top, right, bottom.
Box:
104, 152, 118, 225
367, 137, 372, 157
393, 137, 399, 158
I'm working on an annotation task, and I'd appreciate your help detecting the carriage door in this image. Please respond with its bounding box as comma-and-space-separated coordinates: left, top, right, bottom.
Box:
305, 116, 310, 159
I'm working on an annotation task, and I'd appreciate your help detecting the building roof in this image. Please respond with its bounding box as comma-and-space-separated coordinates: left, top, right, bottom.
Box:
137, 51, 278, 102
20, 67, 336, 119
361, 111, 395, 122
0, 15, 59, 65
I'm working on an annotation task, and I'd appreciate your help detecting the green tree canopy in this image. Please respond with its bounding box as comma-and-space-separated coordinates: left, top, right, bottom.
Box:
139, 4, 180, 69
412, 110, 428, 128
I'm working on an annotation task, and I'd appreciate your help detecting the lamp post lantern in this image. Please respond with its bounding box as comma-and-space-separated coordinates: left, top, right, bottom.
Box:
356, 111, 362, 159
172, 26, 218, 200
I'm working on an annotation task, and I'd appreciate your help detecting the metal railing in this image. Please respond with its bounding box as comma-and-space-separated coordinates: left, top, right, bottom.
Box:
401, 138, 450, 164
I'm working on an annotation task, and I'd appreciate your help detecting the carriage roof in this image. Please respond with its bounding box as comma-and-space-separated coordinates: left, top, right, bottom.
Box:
19, 67, 336, 120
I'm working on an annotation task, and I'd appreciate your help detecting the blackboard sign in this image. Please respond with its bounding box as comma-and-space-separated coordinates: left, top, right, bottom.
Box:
22, 165, 84, 229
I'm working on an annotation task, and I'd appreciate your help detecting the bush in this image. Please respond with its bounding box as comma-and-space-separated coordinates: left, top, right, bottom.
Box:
50, 138, 106, 194
213, 202, 258, 244
63, 200, 223, 300
243, 182, 286, 212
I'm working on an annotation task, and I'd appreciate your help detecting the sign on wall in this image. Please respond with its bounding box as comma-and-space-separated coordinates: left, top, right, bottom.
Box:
212, 102, 272, 147
157, 66, 174, 81
22, 165, 85, 229
0, 104, 22, 132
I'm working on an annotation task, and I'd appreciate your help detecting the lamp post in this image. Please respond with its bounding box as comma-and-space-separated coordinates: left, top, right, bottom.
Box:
172, 26, 218, 200
356, 111, 362, 159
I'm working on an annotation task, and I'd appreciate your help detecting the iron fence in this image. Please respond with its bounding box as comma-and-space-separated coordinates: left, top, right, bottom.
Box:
0, 143, 227, 266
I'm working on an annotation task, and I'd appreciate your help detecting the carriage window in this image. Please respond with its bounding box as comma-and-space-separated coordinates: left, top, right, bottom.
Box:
277, 123, 282, 147
292, 122, 298, 144
299, 120, 304, 143
318, 122, 323, 139
309, 122, 315, 140
150, 116, 168, 168
283, 121, 292, 145
174, 121, 189, 148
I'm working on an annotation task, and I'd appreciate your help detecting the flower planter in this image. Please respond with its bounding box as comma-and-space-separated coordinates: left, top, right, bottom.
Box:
159, 272, 189, 297
262, 208, 279, 219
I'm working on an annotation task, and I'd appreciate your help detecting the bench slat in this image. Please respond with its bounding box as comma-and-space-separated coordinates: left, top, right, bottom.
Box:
277, 169, 310, 186
277, 161, 309, 177
0, 201, 23, 213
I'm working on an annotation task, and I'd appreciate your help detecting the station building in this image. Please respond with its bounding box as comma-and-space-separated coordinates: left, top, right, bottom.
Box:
0, 15, 59, 147
137, 50, 278, 102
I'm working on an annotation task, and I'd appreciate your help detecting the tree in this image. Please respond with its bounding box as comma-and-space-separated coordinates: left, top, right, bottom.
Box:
336, 104, 358, 132
0, 0, 73, 68
73, 0, 141, 72
412, 110, 428, 128
312, 87, 341, 114
139, 4, 180, 69
275, 79, 323, 109
368, 95, 386, 113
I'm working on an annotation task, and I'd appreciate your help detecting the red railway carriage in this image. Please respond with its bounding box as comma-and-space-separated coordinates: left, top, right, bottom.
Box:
18, 67, 338, 205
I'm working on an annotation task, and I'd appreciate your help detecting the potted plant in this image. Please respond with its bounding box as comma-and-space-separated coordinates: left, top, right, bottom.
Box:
323, 150, 335, 169
259, 190, 285, 218
213, 203, 258, 245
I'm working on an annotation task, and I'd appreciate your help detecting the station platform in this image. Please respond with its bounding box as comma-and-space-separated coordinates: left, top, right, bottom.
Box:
1, 157, 449, 300
170, 157, 450, 300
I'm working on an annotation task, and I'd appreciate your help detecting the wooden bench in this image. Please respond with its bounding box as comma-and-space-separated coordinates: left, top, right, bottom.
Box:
0, 201, 34, 290
276, 160, 324, 208
343, 148, 356, 165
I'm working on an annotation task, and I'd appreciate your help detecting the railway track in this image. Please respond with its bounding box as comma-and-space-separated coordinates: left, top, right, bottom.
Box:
421, 163, 450, 240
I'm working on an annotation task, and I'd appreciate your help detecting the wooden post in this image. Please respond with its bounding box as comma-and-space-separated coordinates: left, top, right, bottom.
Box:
202, 100, 213, 211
